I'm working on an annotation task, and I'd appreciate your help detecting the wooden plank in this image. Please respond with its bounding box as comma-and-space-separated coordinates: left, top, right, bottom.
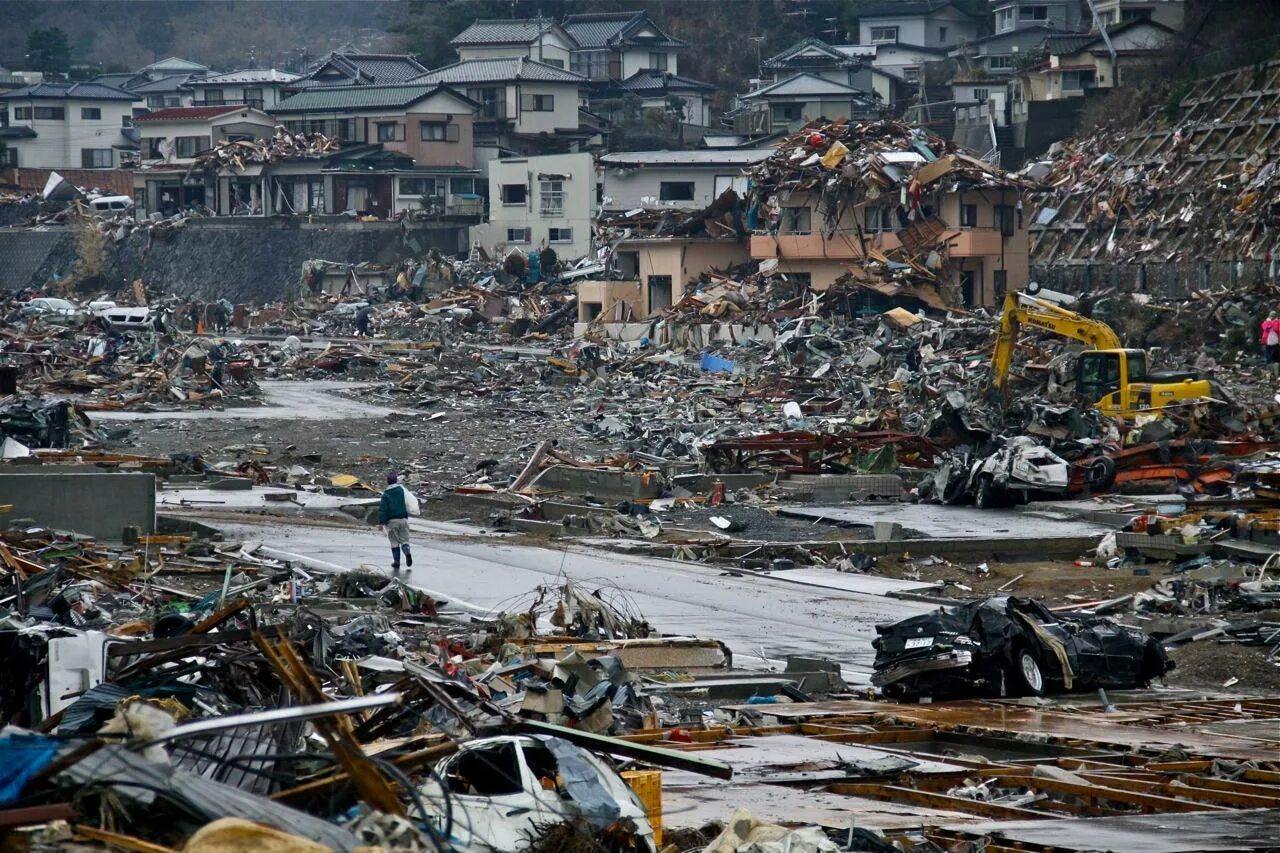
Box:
73, 824, 176, 853
981, 772, 1230, 814
829, 782, 1055, 820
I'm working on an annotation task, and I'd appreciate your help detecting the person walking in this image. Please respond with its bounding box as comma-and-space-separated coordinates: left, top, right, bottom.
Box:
378, 471, 413, 572
1263, 312, 1280, 375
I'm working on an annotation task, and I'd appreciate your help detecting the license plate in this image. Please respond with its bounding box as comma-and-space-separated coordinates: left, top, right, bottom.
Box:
904, 637, 934, 649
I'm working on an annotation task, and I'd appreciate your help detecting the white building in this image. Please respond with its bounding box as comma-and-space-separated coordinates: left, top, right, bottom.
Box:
0, 82, 140, 170
449, 19, 578, 68
599, 149, 774, 213
471, 152, 594, 260
186, 68, 302, 111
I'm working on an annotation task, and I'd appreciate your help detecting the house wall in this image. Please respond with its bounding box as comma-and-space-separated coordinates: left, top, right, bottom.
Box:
471, 151, 594, 258
505, 81, 579, 133
632, 239, 750, 307
577, 279, 643, 322
858, 7, 979, 49
600, 162, 754, 211
621, 48, 678, 78
190, 83, 292, 109
3, 96, 138, 169
872, 44, 945, 80
1092, 0, 1184, 29
365, 108, 476, 168
992, 1, 1080, 33
456, 34, 575, 67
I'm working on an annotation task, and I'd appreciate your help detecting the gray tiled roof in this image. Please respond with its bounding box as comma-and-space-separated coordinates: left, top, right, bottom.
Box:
0, 82, 140, 101
413, 57, 585, 85
858, 0, 973, 18
189, 68, 301, 85
745, 72, 859, 99
1043, 34, 1099, 55
273, 83, 474, 112
451, 18, 573, 46
126, 74, 194, 94
618, 69, 713, 94
562, 11, 686, 49
293, 53, 429, 89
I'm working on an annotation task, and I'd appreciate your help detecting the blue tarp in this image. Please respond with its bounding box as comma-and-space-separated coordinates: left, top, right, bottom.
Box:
700, 352, 735, 373
0, 731, 59, 805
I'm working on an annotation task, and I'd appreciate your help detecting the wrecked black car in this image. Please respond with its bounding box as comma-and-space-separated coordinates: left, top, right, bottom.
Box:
872, 596, 1172, 700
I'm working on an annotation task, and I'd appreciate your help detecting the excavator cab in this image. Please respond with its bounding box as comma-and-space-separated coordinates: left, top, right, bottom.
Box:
1077, 348, 1210, 417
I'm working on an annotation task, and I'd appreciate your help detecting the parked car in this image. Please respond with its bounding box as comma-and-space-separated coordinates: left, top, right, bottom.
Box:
19, 297, 86, 326
872, 596, 1172, 701
420, 735, 657, 852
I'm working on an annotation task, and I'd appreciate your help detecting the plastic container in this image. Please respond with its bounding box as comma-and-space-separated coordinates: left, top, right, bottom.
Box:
621, 769, 662, 846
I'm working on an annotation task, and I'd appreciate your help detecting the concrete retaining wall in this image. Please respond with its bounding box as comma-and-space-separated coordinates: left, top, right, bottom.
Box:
0, 472, 155, 540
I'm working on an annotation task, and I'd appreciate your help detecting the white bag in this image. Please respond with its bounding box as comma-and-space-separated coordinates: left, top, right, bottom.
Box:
400, 484, 421, 517
1267, 329, 1278, 346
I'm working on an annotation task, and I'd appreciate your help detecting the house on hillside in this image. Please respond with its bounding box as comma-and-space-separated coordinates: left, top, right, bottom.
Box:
857, 1, 984, 51
598, 148, 774, 213
186, 69, 302, 111
271, 83, 483, 218
0, 82, 140, 170
738, 74, 880, 135
410, 58, 590, 161
288, 53, 429, 91
563, 10, 686, 82
1089, 0, 1184, 29
449, 19, 578, 68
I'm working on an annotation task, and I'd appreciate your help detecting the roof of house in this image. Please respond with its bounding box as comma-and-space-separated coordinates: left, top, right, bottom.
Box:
293, 53, 430, 89
857, 0, 975, 19
744, 72, 861, 99
1042, 34, 1097, 55
272, 83, 477, 112
562, 11, 687, 50
450, 18, 576, 47
617, 69, 713, 95
763, 38, 861, 69
0, 82, 139, 101
91, 72, 145, 89
600, 148, 776, 167
188, 68, 301, 85
133, 105, 245, 122
412, 57, 585, 85
1058, 17, 1179, 54
142, 57, 210, 73
953, 24, 1056, 48
127, 74, 195, 94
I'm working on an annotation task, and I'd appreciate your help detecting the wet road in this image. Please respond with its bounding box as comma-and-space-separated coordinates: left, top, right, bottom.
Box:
93, 381, 405, 421
201, 514, 931, 682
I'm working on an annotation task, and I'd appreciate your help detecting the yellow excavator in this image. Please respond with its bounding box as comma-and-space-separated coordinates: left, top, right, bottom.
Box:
992, 287, 1215, 419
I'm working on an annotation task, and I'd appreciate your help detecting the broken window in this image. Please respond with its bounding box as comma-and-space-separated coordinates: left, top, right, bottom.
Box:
960, 204, 979, 227
443, 743, 524, 796
781, 206, 812, 234
539, 179, 564, 215
864, 205, 893, 231
648, 275, 673, 312
659, 181, 695, 202
501, 183, 527, 205
994, 204, 1016, 236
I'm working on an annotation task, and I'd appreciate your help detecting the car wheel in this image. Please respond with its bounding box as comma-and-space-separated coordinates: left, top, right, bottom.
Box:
1086, 456, 1117, 491
1013, 647, 1045, 696
975, 475, 996, 509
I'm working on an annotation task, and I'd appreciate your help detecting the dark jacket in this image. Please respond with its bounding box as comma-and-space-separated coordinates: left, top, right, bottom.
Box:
379, 484, 408, 524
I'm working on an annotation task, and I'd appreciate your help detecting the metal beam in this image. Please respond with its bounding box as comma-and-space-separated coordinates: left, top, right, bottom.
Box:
514, 720, 734, 779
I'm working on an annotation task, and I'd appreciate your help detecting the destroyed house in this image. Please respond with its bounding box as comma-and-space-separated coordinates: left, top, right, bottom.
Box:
748, 122, 1030, 307
268, 84, 483, 218
409, 58, 589, 152
0, 82, 141, 170
449, 18, 579, 68
598, 148, 774, 213
287, 52, 429, 91
186, 68, 302, 111
130, 105, 277, 216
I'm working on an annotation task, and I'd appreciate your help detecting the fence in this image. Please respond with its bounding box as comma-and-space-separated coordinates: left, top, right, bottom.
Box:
1030, 260, 1278, 300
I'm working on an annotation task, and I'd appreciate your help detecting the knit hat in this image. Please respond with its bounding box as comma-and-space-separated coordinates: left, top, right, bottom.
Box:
386, 471, 398, 484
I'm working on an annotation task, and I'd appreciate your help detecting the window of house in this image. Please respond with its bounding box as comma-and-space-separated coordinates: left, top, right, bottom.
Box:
539, 179, 564, 215
449, 177, 475, 195
782, 206, 811, 234
520, 93, 554, 112
1063, 69, 1097, 90
501, 183, 527, 205
993, 204, 1016, 235
1019, 5, 1048, 20
659, 181, 695, 201
996, 7, 1016, 31
959, 203, 979, 227
549, 227, 573, 243
971, 88, 989, 103
993, 269, 1008, 300
13, 107, 32, 120
121, 114, 133, 127
939, 26, 948, 41
33, 106, 65, 120
81, 107, 101, 120
772, 103, 801, 123
870, 26, 898, 43
648, 52, 668, 71
204, 88, 225, 105
0, 148, 16, 167
400, 177, 438, 196
146, 95, 166, 108
988, 55, 1013, 70
571, 49, 614, 79
903, 66, 921, 83
543, 58, 564, 68
467, 87, 505, 118
175, 136, 211, 158
243, 87, 264, 109
506, 227, 531, 243
420, 121, 460, 142
376, 122, 404, 142
863, 206, 894, 231
80, 148, 112, 168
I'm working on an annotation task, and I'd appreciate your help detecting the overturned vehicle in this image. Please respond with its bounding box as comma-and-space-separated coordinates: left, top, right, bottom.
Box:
929, 436, 1070, 508
872, 596, 1172, 700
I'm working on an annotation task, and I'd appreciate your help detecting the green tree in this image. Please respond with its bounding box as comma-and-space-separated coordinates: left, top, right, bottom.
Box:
26, 27, 71, 76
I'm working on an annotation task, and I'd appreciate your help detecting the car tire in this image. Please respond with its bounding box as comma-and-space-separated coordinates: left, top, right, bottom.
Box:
975, 475, 997, 509
1086, 456, 1117, 491
1012, 646, 1045, 696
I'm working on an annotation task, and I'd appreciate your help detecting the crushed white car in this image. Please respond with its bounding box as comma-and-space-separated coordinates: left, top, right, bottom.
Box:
967, 436, 1070, 508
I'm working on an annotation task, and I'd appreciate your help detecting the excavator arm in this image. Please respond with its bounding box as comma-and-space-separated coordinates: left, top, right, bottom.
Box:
991, 291, 1124, 390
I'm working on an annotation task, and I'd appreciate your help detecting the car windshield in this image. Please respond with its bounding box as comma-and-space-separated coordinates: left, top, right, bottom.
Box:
40, 299, 75, 310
